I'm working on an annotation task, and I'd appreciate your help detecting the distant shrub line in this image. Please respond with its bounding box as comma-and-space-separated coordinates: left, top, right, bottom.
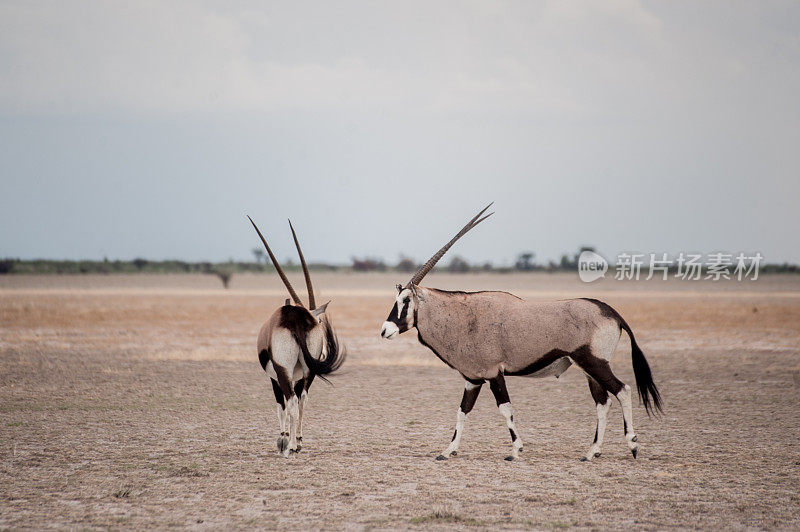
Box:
0, 256, 797, 275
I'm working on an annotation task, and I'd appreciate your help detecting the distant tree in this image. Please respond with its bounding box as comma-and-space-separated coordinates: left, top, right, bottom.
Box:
252, 248, 265, 264
557, 246, 596, 270
0, 259, 14, 274
448, 255, 470, 273
396, 255, 417, 273
351, 257, 386, 272
132, 258, 148, 270
515, 252, 536, 271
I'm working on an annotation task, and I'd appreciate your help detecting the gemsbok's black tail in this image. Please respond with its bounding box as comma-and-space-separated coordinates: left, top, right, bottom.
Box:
291, 316, 346, 383
620, 322, 663, 417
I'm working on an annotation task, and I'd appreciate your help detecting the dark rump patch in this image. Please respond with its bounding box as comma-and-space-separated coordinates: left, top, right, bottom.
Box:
580, 298, 663, 416
570, 344, 625, 395
278, 305, 345, 379
278, 304, 317, 332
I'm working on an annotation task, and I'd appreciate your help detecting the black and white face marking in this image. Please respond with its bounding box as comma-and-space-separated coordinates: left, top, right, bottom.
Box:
380, 286, 416, 339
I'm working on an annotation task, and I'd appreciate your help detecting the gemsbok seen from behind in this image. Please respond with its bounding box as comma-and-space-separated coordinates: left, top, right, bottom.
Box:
248, 216, 345, 457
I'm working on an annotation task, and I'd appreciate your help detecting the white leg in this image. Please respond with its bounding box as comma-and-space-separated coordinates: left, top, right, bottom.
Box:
584, 400, 611, 461
498, 402, 523, 460
488, 375, 520, 461
437, 381, 482, 460
441, 410, 468, 458
616, 384, 638, 457
276, 404, 289, 454
285, 395, 300, 457
276, 403, 286, 433
296, 390, 308, 451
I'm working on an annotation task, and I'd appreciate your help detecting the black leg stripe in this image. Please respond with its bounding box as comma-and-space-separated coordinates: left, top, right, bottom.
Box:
451, 430, 458, 442
488, 375, 511, 406
509, 428, 517, 441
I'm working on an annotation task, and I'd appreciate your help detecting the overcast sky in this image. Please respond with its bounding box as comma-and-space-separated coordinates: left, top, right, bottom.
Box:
1, 1, 798, 265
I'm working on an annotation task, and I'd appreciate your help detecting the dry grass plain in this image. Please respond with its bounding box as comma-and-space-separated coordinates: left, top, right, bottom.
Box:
1, 272, 799, 530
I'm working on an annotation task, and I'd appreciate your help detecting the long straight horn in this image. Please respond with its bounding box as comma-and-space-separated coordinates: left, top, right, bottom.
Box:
407, 202, 494, 288
247, 215, 304, 307
288, 219, 315, 310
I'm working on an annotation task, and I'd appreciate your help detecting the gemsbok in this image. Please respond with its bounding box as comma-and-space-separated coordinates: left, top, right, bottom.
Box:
248, 216, 345, 457
380, 204, 662, 462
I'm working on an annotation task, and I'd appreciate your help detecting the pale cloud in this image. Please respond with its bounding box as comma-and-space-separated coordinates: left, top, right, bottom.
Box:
0, 1, 798, 263
0, 1, 702, 117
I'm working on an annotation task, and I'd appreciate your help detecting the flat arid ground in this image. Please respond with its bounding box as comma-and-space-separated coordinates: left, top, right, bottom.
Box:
1, 272, 799, 529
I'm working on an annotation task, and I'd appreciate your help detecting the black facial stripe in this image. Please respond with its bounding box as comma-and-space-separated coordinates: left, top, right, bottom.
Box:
398, 300, 409, 322
387, 300, 410, 326
387, 302, 399, 323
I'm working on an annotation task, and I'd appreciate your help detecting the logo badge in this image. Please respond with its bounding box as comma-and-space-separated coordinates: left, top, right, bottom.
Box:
578, 251, 608, 283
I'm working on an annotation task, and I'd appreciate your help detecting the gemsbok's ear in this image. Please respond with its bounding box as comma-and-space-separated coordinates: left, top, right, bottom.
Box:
311, 301, 330, 318
396, 284, 403, 293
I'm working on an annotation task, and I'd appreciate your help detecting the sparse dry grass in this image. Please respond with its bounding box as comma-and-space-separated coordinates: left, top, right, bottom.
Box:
1, 273, 799, 529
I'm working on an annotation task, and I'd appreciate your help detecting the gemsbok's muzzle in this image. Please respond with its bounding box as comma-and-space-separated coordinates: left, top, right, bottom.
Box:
380, 321, 399, 339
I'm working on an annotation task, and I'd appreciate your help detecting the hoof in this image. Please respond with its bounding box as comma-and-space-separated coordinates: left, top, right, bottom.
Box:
580, 457, 588, 462
594, 452, 601, 458
296, 438, 302, 452
435, 454, 448, 461
631, 447, 638, 459
504, 455, 514, 462
450, 451, 457, 456
631, 435, 638, 443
